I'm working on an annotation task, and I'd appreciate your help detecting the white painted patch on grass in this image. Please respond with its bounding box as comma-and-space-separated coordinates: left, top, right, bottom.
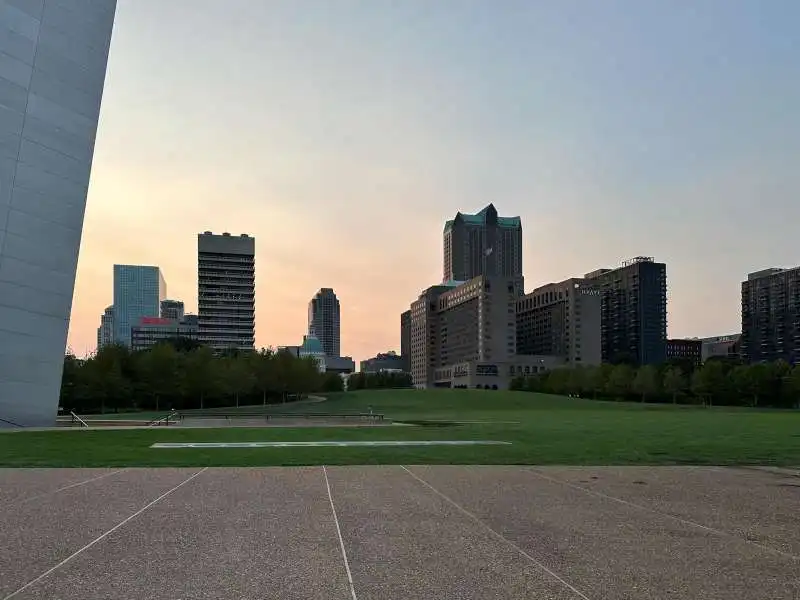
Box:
150, 440, 511, 449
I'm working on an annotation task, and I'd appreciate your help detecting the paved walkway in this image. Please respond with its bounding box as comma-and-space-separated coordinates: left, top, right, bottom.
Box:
1, 466, 797, 599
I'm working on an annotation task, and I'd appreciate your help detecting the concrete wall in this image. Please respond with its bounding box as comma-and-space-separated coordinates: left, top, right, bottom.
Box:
0, 1, 117, 427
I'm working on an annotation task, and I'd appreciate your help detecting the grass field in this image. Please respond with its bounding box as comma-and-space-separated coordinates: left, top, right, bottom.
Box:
3, 389, 799, 467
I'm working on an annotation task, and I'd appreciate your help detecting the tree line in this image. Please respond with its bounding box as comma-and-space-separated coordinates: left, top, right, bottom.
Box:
60, 341, 346, 415
511, 358, 800, 408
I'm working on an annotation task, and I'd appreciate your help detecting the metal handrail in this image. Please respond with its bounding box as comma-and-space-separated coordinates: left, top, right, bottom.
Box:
70, 411, 89, 428
147, 410, 177, 427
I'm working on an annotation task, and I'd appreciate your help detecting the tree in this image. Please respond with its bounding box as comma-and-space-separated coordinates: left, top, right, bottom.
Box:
321, 371, 345, 393
545, 368, 570, 395
182, 346, 219, 409
662, 366, 686, 404
632, 365, 659, 403
565, 366, 584, 397
251, 349, 277, 405
606, 364, 634, 400
137, 343, 180, 411
583, 365, 607, 399
220, 356, 256, 408
91, 343, 134, 413
731, 364, 771, 407
787, 365, 800, 409
691, 361, 727, 406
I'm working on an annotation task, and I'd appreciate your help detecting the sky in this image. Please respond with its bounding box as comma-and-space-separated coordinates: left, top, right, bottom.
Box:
69, 0, 800, 362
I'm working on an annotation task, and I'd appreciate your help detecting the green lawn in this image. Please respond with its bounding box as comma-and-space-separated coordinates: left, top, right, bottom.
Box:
5, 389, 799, 467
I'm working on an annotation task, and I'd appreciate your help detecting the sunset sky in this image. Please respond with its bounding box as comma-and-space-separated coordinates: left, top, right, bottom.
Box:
69, 0, 800, 362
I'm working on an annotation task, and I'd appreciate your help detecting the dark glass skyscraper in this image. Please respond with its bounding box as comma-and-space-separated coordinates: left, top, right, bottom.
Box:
442, 204, 522, 282
308, 288, 341, 357
585, 257, 667, 366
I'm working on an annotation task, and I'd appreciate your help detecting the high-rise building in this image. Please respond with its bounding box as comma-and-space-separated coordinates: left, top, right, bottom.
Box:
407, 275, 560, 389
400, 309, 411, 372
308, 288, 340, 357
96, 306, 115, 351
112, 265, 167, 347
741, 266, 800, 365
198, 232, 255, 352
0, 2, 117, 427
516, 278, 602, 366
584, 257, 668, 366
443, 204, 522, 282
160, 299, 185, 321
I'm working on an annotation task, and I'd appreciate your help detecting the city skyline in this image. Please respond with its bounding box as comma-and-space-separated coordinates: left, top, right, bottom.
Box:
67, 1, 800, 361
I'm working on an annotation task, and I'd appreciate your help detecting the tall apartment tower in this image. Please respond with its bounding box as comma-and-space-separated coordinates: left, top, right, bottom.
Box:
516, 278, 602, 366
741, 266, 800, 365
197, 232, 256, 352
400, 309, 411, 372
443, 204, 522, 282
585, 257, 667, 366
308, 288, 341, 357
96, 306, 115, 351
112, 265, 166, 347
0, 2, 117, 427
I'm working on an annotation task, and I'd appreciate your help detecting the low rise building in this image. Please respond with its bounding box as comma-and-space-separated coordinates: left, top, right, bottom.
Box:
360, 351, 405, 373
326, 356, 356, 374
130, 315, 199, 352
435, 355, 564, 389
666, 338, 703, 368
700, 334, 741, 362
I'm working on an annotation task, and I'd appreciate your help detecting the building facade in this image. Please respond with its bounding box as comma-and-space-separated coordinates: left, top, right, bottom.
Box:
408, 275, 530, 389
443, 204, 522, 282
0, 2, 117, 427
516, 278, 602, 366
326, 355, 356, 374
308, 288, 340, 357
666, 338, 703, 368
112, 265, 166, 347
585, 257, 667, 366
741, 267, 800, 365
160, 299, 185, 321
197, 232, 255, 352
299, 334, 326, 373
96, 305, 114, 351
361, 351, 405, 373
700, 334, 741, 362
400, 309, 411, 373
130, 316, 199, 352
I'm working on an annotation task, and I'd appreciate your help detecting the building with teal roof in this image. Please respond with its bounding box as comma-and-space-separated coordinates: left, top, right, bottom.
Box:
299, 334, 326, 373
442, 203, 523, 282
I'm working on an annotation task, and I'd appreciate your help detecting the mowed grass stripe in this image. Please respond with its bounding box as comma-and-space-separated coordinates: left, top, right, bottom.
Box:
1, 390, 798, 467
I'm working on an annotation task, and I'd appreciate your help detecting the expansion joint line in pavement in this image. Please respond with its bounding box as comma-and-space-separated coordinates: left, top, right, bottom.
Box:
11, 469, 128, 508
400, 466, 592, 600
2, 467, 209, 600
526, 468, 799, 562
322, 466, 358, 600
